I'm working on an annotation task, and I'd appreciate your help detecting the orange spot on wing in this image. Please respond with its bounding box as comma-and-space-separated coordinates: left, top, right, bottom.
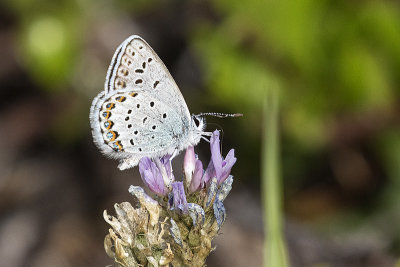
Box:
113, 141, 123, 151
102, 111, 111, 119
106, 103, 115, 110
104, 120, 113, 129
108, 131, 118, 141
115, 96, 126, 102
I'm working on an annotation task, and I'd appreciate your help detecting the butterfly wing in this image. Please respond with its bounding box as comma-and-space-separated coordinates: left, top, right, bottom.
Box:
105, 35, 190, 118
90, 35, 193, 170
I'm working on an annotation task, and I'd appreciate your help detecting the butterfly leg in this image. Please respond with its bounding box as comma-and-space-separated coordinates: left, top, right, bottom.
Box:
170, 149, 179, 160
118, 157, 139, 170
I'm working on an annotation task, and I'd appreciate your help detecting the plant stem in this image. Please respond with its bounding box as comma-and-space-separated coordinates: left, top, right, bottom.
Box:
261, 86, 289, 267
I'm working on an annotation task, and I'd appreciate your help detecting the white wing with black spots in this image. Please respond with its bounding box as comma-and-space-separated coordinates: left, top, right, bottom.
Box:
89, 35, 205, 170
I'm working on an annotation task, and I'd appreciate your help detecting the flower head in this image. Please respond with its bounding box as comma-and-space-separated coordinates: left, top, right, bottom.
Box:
105, 128, 238, 266
139, 157, 168, 196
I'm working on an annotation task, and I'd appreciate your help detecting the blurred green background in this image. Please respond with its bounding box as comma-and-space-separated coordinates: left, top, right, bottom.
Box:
1, 0, 400, 266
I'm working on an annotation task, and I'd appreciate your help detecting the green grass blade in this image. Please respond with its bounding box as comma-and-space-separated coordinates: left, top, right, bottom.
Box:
261, 87, 290, 267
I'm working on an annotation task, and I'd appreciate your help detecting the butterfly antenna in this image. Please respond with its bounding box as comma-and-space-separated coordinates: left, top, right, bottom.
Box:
197, 112, 243, 118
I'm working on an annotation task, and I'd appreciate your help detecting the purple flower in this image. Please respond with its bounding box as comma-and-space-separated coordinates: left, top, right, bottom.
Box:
184, 146, 196, 183
160, 154, 174, 182
138, 131, 235, 197
138, 157, 168, 196
203, 130, 237, 185
202, 158, 215, 186
171, 182, 188, 214
191, 160, 204, 192
184, 146, 204, 193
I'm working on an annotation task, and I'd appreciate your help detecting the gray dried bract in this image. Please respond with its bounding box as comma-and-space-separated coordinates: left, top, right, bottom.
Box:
188, 203, 205, 227
217, 175, 234, 202
213, 200, 226, 229
205, 177, 218, 209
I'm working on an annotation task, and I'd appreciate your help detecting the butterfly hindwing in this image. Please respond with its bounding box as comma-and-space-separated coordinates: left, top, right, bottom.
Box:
98, 91, 185, 154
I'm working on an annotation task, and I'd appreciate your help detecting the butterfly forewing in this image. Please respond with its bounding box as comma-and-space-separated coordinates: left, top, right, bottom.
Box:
105, 36, 190, 120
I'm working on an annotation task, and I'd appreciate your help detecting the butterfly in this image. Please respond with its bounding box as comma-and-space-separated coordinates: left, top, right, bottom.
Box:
89, 35, 239, 170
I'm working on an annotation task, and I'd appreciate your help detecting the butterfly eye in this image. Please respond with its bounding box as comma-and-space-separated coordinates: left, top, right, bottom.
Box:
193, 117, 200, 128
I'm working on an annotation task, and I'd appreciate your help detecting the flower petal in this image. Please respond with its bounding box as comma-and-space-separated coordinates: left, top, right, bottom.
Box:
201, 159, 215, 186
160, 154, 173, 181
189, 160, 203, 193
139, 157, 152, 172
184, 146, 196, 188
139, 157, 167, 196
220, 149, 237, 183
171, 182, 188, 214
210, 130, 223, 180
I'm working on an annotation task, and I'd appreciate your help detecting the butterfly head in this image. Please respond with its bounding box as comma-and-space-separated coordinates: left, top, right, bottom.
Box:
188, 115, 207, 144
188, 112, 243, 145
192, 114, 205, 130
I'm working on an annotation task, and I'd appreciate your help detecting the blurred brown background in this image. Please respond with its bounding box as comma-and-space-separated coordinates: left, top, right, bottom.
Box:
1, 0, 400, 266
